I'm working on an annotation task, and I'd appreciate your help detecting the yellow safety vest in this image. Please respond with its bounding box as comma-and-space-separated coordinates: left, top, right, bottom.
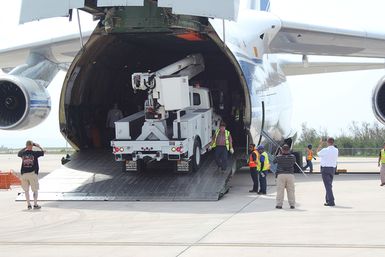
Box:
381, 149, 385, 164
211, 129, 230, 151
257, 151, 270, 171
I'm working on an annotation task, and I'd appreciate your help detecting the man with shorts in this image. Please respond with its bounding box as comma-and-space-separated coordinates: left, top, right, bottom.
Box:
18, 140, 45, 210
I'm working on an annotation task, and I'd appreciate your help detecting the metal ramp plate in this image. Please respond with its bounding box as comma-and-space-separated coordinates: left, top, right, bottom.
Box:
17, 150, 235, 201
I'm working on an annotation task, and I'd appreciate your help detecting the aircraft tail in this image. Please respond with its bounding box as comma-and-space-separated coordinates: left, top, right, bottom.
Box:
260, 0, 270, 11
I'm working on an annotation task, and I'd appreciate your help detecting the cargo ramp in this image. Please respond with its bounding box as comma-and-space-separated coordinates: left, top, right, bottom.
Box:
17, 150, 240, 201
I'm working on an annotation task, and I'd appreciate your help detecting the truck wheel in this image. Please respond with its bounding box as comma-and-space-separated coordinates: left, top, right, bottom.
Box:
137, 159, 146, 173
192, 138, 202, 172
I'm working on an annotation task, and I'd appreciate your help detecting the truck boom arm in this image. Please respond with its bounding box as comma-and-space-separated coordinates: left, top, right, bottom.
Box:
155, 54, 204, 78
131, 54, 204, 91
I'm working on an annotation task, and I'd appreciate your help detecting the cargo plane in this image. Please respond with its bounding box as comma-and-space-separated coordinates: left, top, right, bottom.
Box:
1, 0, 385, 199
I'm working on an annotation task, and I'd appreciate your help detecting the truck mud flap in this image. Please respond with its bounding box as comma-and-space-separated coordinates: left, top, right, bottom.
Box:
16, 149, 237, 201
124, 160, 137, 171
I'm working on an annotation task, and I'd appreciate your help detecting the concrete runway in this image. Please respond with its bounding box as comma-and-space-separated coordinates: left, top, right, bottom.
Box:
1, 155, 384, 257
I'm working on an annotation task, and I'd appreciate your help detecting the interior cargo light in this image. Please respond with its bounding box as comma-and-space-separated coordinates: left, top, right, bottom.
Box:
176, 32, 204, 41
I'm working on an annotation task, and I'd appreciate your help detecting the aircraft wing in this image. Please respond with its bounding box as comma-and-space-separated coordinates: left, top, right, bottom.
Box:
276, 55, 385, 76
0, 32, 90, 69
268, 19, 385, 58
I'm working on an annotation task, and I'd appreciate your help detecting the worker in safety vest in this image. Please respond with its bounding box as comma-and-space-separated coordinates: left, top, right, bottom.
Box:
302, 144, 316, 173
377, 143, 385, 186
210, 121, 234, 171
256, 145, 270, 195
248, 143, 260, 193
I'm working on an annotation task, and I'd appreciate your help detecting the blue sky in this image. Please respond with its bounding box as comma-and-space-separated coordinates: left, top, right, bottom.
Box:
0, 0, 384, 148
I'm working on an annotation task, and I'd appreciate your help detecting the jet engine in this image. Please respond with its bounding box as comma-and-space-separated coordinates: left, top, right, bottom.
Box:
372, 76, 385, 125
0, 75, 51, 130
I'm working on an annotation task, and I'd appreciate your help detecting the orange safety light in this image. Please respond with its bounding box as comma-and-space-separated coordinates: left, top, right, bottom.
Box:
176, 32, 204, 41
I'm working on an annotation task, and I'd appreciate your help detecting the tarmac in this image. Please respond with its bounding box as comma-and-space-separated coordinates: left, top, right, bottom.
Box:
1, 154, 385, 257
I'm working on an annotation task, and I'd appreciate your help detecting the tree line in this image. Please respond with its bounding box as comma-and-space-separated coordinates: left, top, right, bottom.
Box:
294, 122, 385, 156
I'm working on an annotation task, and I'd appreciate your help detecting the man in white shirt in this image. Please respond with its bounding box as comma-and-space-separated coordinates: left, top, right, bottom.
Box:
317, 137, 339, 207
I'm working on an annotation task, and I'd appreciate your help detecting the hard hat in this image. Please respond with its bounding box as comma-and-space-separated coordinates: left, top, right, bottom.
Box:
308, 144, 312, 148
257, 145, 264, 150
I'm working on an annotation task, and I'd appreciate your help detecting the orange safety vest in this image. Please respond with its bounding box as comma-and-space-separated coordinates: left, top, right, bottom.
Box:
249, 150, 259, 168
306, 149, 313, 161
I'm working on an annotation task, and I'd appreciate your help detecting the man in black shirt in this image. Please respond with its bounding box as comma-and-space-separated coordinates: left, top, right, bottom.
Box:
273, 144, 296, 209
18, 140, 45, 210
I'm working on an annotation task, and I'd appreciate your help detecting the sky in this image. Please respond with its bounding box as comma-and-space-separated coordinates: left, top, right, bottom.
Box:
272, 0, 385, 136
0, 0, 385, 148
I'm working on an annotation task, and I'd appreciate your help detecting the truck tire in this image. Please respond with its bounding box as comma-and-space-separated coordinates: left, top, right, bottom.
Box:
192, 138, 202, 172
137, 159, 146, 173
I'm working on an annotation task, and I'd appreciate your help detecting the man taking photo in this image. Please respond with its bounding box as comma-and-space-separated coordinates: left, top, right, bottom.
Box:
18, 140, 45, 210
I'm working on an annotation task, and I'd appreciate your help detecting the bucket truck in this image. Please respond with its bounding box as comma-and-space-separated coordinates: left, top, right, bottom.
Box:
111, 54, 221, 173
